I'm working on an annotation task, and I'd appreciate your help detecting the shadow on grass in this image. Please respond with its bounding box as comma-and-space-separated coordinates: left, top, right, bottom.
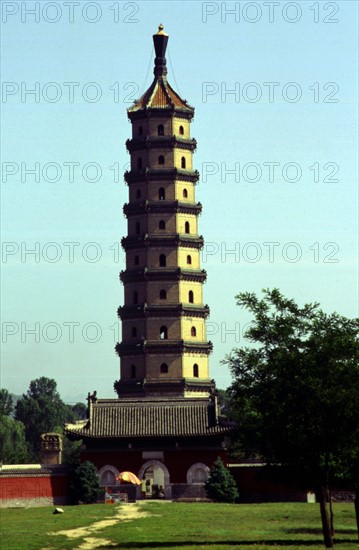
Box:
101, 539, 358, 548
285, 528, 357, 535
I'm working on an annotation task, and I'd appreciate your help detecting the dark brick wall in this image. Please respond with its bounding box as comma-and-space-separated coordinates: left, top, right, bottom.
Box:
229, 465, 307, 503
171, 484, 208, 500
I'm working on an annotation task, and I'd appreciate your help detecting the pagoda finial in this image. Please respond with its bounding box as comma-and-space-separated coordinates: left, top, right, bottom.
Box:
157, 23, 167, 36
153, 24, 169, 79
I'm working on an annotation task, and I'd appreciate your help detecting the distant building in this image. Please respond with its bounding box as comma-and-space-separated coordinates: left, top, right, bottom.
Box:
65, 25, 231, 500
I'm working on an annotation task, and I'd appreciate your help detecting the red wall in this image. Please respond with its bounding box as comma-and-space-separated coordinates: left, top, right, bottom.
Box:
82, 448, 227, 483
0, 474, 71, 502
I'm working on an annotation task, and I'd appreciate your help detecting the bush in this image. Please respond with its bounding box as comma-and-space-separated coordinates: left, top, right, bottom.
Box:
205, 458, 239, 503
71, 461, 101, 504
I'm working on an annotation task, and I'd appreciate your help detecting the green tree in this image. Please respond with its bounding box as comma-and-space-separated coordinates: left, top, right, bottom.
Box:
0, 389, 14, 416
225, 289, 359, 548
354, 458, 359, 543
332, 444, 359, 543
0, 416, 29, 463
72, 402, 87, 420
205, 458, 239, 503
15, 377, 74, 460
217, 389, 231, 417
62, 437, 83, 465
60, 402, 87, 465
71, 461, 101, 504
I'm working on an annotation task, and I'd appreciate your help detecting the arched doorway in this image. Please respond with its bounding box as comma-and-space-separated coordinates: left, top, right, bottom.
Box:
138, 460, 171, 499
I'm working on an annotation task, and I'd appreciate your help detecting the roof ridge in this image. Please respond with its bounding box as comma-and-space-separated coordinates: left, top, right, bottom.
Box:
160, 79, 174, 106
147, 78, 160, 106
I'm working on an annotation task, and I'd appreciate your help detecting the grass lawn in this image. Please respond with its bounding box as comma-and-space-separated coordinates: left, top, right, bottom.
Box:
0, 502, 357, 550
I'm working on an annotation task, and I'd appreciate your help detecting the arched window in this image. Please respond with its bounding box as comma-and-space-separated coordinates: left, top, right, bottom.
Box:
187, 464, 209, 484
160, 326, 168, 340
183, 188, 188, 198
159, 254, 166, 267
159, 187, 165, 200
158, 124, 164, 136
131, 327, 137, 338
100, 469, 116, 486
159, 289, 167, 300
193, 363, 199, 378
189, 290, 194, 303
137, 157, 142, 169
181, 156, 186, 169
133, 291, 138, 304
159, 220, 166, 230
138, 126, 143, 136
187, 255, 192, 265
179, 125, 184, 136
131, 364, 136, 379
136, 188, 141, 199
134, 255, 139, 266
191, 326, 196, 337
135, 222, 140, 235
185, 221, 190, 234
160, 362, 168, 374
158, 155, 165, 165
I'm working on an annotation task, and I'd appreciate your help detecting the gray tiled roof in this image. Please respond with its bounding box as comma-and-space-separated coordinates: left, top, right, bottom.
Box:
65, 398, 231, 439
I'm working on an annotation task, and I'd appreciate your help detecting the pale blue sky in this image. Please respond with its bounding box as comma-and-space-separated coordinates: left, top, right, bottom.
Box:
1, 1, 358, 402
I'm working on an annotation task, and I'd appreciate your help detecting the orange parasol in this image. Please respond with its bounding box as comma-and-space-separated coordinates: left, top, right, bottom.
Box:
116, 471, 141, 485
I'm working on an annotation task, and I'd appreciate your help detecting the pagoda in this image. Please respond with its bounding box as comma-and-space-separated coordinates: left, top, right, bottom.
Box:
65, 26, 231, 500
116, 24, 212, 399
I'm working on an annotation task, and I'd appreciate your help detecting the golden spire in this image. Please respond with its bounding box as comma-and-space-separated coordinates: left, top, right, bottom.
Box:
156, 23, 168, 36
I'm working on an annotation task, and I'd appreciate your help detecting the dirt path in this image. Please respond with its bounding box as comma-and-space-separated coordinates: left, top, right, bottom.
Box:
47, 502, 151, 550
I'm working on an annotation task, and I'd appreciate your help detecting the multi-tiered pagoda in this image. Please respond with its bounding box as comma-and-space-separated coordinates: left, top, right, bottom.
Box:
115, 24, 212, 399
65, 26, 230, 500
